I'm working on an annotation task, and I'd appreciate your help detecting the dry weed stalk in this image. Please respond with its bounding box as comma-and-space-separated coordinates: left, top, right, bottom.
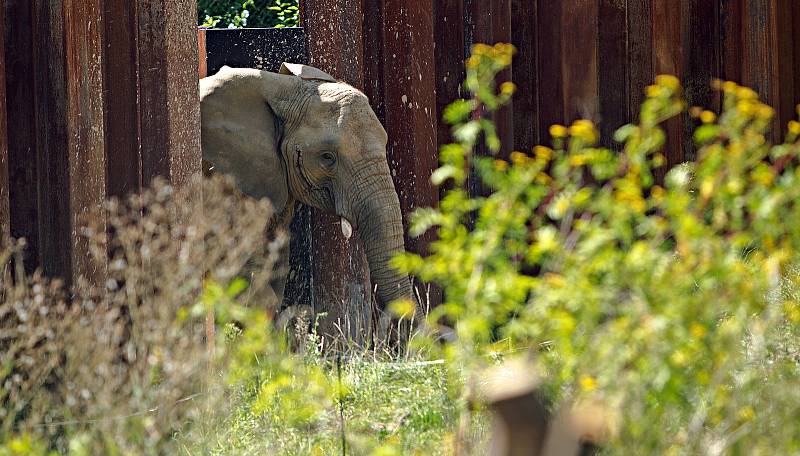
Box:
1, 175, 286, 453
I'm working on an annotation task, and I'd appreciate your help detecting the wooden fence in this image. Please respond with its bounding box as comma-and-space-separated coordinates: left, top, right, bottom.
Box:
2, 1, 799, 337
1, 1, 200, 283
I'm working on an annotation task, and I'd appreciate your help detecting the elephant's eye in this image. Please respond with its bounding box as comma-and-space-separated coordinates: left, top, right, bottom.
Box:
320, 151, 337, 169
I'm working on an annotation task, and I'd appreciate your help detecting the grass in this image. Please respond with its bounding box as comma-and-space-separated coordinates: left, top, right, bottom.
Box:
193, 347, 483, 455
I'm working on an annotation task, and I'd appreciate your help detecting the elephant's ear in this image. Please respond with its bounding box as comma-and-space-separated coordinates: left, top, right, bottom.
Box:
199, 67, 300, 211
279, 62, 337, 82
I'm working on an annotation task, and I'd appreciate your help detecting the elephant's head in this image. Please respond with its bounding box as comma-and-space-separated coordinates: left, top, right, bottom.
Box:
199, 63, 413, 308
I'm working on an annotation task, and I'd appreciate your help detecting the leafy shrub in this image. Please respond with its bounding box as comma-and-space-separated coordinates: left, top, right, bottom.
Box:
198, 0, 299, 28
395, 43, 800, 454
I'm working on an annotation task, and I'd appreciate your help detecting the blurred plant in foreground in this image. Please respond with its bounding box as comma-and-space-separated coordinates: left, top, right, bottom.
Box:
0, 176, 333, 454
394, 43, 800, 454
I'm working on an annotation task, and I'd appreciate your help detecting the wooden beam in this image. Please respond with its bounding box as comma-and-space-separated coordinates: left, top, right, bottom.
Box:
4, 0, 41, 271
382, 0, 440, 309
0, 3, 8, 241
684, 0, 720, 159
102, 0, 142, 199
511, 0, 538, 148
382, 0, 439, 253
597, 0, 629, 146
434, 0, 466, 149
652, 0, 686, 178
739, 0, 795, 141
465, 0, 513, 158
561, 0, 599, 124
536, 0, 565, 146
137, 0, 201, 189
627, 0, 654, 122
303, 0, 373, 343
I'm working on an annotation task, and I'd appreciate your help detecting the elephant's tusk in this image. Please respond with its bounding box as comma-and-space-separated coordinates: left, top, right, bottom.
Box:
341, 217, 353, 239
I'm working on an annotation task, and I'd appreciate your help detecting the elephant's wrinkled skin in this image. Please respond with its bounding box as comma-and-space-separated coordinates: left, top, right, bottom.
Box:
199, 63, 414, 314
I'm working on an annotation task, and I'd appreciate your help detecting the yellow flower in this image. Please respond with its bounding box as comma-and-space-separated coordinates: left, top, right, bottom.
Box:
645, 84, 663, 98
652, 153, 666, 167
699, 110, 716, 124
670, 350, 689, 367
534, 145, 553, 161
737, 406, 756, 422
737, 100, 756, 116
788, 120, 800, 136
651, 185, 666, 202
735, 86, 758, 100
722, 81, 738, 93
493, 159, 508, 171
569, 119, 599, 144
579, 375, 598, 391
500, 81, 516, 95
783, 301, 800, 323
472, 43, 492, 55
510, 151, 527, 164
656, 74, 681, 91
690, 322, 707, 338
549, 124, 568, 138
757, 105, 774, 119
466, 55, 480, 69
535, 172, 552, 185
569, 154, 587, 167
700, 178, 715, 199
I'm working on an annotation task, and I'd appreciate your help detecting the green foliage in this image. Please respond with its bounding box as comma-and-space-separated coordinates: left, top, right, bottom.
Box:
198, 0, 299, 28
395, 43, 800, 453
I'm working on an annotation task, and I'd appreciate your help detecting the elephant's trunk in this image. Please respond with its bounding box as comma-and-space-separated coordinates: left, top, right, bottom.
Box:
354, 175, 414, 309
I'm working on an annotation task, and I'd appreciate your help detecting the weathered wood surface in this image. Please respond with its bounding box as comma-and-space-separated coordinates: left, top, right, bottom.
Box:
302, 0, 375, 343
2, 0, 201, 286
0, 3, 8, 241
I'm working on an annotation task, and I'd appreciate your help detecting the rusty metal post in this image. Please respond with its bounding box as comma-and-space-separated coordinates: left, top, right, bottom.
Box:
4, 0, 41, 272
16, 0, 108, 285
0, 3, 8, 240
302, 0, 373, 344
736, 0, 797, 141
137, 0, 202, 189
381, 0, 440, 295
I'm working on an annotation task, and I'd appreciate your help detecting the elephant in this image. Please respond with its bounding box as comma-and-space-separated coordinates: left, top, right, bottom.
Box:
199, 62, 417, 331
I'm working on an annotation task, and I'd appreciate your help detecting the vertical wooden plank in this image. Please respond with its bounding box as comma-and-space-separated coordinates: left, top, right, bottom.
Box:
31, 0, 73, 280
382, 0, 439, 253
652, 0, 685, 177
561, 0, 599, 124
511, 0, 538, 149
434, 0, 466, 148
102, 0, 142, 199
536, 0, 565, 145
303, 0, 373, 342
771, 0, 795, 135
363, 0, 386, 121
22, 0, 108, 283
794, 1, 800, 120
719, 0, 743, 85
627, 0, 654, 121
466, 0, 514, 158
0, 3, 8, 240
198, 28, 207, 79
137, 0, 201, 189
4, 0, 41, 271
740, 0, 794, 141
597, 0, 629, 146
63, 0, 108, 283
684, 0, 720, 158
